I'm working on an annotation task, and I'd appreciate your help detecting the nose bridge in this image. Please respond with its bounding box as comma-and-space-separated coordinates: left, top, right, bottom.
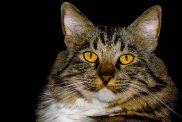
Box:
99, 62, 115, 75
98, 61, 115, 85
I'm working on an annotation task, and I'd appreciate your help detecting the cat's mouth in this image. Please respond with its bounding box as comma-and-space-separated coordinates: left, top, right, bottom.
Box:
93, 76, 127, 94
94, 87, 116, 103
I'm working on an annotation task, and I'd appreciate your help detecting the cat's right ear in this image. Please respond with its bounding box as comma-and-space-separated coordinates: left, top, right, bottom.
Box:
61, 2, 94, 48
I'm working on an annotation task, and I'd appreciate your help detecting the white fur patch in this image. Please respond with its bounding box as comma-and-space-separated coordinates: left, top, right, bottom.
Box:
39, 98, 106, 122
38, 89, 120, 122
95, 87, 116, 103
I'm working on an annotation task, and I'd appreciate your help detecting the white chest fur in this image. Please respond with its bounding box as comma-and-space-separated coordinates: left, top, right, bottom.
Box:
39, 88, 120, 122
41, 98, 109, 122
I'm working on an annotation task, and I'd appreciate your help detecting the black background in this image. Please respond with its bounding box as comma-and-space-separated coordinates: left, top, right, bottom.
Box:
8, 0, 181, 121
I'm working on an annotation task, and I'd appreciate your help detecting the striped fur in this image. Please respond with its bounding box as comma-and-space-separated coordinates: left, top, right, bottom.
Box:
36, 2, 178, 122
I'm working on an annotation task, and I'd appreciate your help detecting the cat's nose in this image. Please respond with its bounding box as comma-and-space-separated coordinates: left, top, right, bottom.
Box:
100, 75, 112, 85
98, 62, 115, 85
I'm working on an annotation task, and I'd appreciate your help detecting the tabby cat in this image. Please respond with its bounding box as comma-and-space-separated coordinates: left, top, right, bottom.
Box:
36, 2, 178, 122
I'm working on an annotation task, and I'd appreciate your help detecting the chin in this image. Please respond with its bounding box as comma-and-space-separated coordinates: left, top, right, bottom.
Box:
92, 87, 116, 103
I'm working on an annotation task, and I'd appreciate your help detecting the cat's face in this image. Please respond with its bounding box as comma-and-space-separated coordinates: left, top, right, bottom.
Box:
53, 2, 167, 103
64, 28, 143, 103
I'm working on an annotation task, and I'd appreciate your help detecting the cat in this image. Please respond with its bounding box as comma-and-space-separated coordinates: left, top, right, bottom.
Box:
36, 2, 178, 122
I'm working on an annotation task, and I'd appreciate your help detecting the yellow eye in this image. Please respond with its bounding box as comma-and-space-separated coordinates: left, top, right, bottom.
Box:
83, 51, 98, 63
120, 54, 134, 65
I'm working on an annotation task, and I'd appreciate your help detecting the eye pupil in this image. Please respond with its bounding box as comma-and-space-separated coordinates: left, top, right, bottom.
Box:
90, 52, 92, 58
125, 55, 128, 61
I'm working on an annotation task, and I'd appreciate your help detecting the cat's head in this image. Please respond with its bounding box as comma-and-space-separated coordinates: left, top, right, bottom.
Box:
50, 2, 168, 103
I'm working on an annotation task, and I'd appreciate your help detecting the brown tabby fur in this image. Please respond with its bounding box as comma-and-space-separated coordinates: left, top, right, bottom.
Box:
36, 2, 178, 122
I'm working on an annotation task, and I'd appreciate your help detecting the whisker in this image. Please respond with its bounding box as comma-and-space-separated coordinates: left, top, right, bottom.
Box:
128, 83, 182, 118
125, 88, 156, 113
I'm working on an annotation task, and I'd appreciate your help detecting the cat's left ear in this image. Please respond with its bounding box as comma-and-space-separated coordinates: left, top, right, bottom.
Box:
128, 5, 161, 52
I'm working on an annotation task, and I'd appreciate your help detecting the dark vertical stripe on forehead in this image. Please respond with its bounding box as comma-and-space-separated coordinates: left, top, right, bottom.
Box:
113, 35, 121, 44
121, 44, 125, 51
105, 27, 115, 41
112, 34, 125, 51
93, 37, 98, 50
98, 26, 106, 44
99, 32, 106, 44
98, 26, 120, 45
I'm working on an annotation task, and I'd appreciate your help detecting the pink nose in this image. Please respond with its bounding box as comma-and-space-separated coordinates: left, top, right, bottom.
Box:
101, 75, 112, 85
